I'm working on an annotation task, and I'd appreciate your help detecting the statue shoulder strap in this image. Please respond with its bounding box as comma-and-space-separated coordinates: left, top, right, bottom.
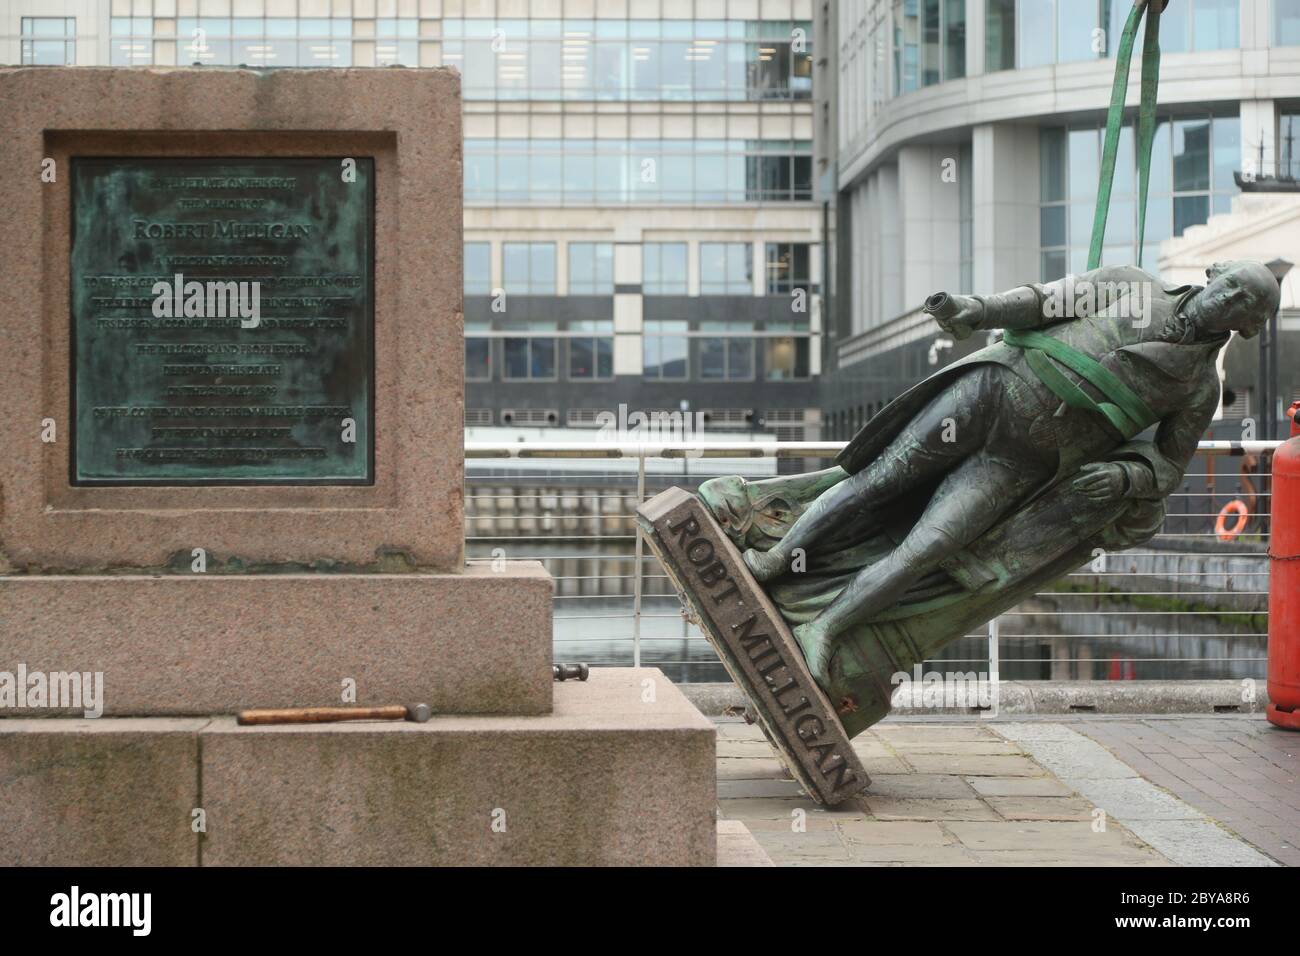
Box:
1003, 328, 1159, 439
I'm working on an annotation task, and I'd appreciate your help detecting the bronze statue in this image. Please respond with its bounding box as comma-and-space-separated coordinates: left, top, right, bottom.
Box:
696, 261, 1280, 737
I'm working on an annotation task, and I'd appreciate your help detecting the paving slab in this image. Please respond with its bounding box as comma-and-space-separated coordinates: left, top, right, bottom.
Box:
716, 757, 792, 780
901, 753, 1047, 777
966, 776, 1074, 797
1068, 716, 1299, 867
984, 796, 1096, 821
716, 820, 774, 867
715, 715, 1290, 867
862, 797, 1001, 821
996, 721, 1280, 868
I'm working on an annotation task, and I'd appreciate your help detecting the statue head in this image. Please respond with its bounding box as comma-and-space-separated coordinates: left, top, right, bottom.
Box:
1191, 260, 1281, 340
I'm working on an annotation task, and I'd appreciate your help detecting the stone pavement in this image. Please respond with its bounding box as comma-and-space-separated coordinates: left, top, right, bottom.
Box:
1067, 716, 1300, 867
714, 714, 1290, 866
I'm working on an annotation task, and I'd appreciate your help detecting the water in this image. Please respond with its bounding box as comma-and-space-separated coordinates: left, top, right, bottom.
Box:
465, 460, 1270, 684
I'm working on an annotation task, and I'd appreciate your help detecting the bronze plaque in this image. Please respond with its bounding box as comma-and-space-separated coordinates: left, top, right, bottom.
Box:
637, 487, 871, 806
70, 157, 374, 484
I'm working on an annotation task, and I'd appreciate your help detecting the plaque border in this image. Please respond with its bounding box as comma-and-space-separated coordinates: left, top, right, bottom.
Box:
67, 155, 377, 487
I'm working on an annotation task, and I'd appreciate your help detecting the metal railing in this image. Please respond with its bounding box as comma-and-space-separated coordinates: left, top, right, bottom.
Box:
465, 439, 1284, 683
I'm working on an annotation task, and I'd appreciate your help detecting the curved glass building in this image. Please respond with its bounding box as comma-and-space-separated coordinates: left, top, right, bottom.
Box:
820, 0, 1300, 438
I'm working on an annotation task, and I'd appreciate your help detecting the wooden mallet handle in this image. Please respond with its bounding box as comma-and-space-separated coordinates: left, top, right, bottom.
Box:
237, 705, 409, 726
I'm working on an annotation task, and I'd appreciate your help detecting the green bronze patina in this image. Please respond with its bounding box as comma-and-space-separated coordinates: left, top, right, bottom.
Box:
70, 157, 374, 484
703, 261, 1280, 738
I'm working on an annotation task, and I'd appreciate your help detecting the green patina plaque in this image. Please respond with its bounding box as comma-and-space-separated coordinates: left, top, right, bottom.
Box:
70, 157, 374, 484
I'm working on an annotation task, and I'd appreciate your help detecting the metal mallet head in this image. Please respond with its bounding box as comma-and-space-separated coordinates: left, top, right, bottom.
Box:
552, 663, 590, 682
407, 703, 432, 722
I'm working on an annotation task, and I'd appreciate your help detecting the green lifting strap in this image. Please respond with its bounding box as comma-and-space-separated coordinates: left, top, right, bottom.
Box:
1003, 328, 1159, 439
1089, 0, 1163, 270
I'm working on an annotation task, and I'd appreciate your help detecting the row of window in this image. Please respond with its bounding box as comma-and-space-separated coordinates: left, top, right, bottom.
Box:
465, 330, 812, 382
108, 16, 415, 65
985, 0, 1242, 76
464, 241, 813, 296
1039, 114, 1241, 279
444, 18, 812, 101
887, 0, 1300, 98
465, 138, 814, 204
93, 14, 811, 94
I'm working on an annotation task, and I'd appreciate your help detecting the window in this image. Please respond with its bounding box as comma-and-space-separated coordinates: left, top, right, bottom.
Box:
746, 20, 814, 101
502, 242, 556, 295
985, 0, 1016, 71
23, 17, 75, 65
765, 243, 812, 294
1039, 114, 1240, 279
699, 243, 753, 294
764, 335, 811, 380
892, 0, 965, 95
445, 18, 810, 102
568, 322, 614, 379
986, 1, 1236, 71
1276, 0, 1300, 45
643, 320, 689, 379
746, 141, 814, 201
375, 18, 418, 66
1122, 0, 1239, 53
568, 243, 614, 294
503, 335, 557, 380
169, 17, 353, 67
110, 17, 153, 65
465, 330, 491, 381
1011, 0, 1102, 67
699, 326, 755, 380
465, 138, 813, 204
464, 242, 491, 295
1282, 112, 1300, 180
643, 243, 689, 295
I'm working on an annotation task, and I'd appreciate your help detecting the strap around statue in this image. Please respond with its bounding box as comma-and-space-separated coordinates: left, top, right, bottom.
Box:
1002, 328, 1159, 439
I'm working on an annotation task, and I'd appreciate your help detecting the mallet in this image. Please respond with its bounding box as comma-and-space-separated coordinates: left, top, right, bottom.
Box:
237, 703, 432, 725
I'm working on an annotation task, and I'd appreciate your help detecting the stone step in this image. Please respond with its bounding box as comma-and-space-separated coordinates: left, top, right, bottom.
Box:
0, 668, 716, 866
0, 561, 552, 717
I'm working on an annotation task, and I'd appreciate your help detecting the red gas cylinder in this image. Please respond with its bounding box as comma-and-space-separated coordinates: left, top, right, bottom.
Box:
1267, 401, 1300, 729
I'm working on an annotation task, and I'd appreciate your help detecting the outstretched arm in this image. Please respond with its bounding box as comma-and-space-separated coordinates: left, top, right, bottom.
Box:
933, 268, 1126, 340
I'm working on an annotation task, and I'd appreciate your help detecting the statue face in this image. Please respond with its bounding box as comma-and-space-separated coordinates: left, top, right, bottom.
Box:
1192, 261, 1278, 340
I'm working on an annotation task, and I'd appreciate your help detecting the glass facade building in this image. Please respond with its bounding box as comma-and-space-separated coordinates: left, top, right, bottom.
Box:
827, 0, 1300, 443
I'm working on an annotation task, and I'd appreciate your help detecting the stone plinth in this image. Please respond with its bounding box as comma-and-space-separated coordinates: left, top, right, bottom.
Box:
0, 718, 205, 866
0, 670, 717, 867
0, 66, 464, 571
1, 562, 553, 717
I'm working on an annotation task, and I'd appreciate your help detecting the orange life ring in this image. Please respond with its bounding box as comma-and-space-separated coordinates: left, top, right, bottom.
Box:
1215, 500, 1249, 541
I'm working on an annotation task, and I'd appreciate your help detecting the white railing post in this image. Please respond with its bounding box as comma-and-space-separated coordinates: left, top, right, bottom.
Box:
987, 614, 1000, 687
632, 449, 646, 669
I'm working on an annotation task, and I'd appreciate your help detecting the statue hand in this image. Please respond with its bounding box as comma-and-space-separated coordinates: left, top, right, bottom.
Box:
932, 295, 983, 341
1072, 462, 1129, 502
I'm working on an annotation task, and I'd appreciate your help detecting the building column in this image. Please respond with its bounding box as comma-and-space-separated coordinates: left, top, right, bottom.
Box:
898, 144, 963, 308
612, 241, 643, 376
972, 122, 1041, 293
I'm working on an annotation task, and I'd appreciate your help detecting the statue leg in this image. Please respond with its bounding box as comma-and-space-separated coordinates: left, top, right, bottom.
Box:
794, 448, 1050, 684
743, 379, 987, 583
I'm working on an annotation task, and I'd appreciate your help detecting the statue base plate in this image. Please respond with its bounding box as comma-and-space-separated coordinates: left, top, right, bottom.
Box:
637, 487, 870, 806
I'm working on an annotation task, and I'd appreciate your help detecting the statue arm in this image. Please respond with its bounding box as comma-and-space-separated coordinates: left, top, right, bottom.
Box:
936, 268, 1117, 339
1108, 399, 1216, 500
